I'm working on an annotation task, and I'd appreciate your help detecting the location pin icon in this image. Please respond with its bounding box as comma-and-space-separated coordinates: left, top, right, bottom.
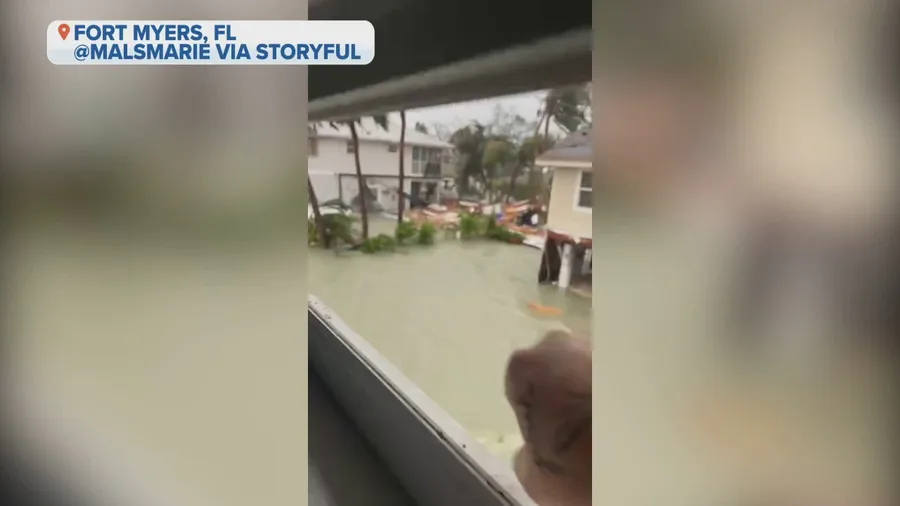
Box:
58, 24, 70, 40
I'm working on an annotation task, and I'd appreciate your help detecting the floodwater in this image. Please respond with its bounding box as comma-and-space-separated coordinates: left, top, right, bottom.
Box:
309, 217, 591, 456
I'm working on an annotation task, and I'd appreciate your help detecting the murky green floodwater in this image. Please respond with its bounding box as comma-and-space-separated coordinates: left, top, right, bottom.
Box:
309, 217, 591, 455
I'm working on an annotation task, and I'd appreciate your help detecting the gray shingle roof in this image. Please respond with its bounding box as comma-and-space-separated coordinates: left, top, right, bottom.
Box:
535, 127, 592, 165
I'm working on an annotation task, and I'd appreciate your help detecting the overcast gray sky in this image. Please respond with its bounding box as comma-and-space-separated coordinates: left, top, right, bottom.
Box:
403, 90, 546, 134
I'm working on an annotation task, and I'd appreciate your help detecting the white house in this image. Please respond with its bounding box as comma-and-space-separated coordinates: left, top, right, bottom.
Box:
309, 119, 454, 212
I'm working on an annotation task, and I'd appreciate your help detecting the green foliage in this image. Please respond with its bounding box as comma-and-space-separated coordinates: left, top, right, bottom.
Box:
482, 138, 518, 178
540, 85, 591, 134
324, 214, 355, 244
359, 238, 378, 253
486, 225, 525, 244
360, 233, 397, 254
485, 216, 499, 234
308, 214, 356, 249
395, 221, 418, 245
509, 181, 535, 201
450, 123, 488, 196
455, 213, 526, 244
329, 219, 439, 254
449, 88, 590, 201
458, 212, 487, 239
417, 222, 436, 245
375, 233, 397, 252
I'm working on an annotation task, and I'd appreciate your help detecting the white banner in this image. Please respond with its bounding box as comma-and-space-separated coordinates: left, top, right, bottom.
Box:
47, 20, 374, 65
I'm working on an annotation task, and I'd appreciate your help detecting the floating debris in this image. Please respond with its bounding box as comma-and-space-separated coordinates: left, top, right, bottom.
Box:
404, 200, 547, 248
527, 302, 563, 316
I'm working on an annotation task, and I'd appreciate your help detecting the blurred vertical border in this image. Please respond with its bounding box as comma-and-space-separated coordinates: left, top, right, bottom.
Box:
1, 2, 309, 506
591, 1, 898, 506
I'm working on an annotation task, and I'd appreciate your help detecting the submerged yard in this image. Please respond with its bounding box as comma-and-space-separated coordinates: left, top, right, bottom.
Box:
309, 216, 590, 456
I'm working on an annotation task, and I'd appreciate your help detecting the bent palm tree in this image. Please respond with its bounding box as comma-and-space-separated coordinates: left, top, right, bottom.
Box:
540, 85, 590, 135
506, 84, 590, 200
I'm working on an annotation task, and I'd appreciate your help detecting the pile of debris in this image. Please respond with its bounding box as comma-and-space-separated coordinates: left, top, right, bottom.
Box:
404, 200, 547, 249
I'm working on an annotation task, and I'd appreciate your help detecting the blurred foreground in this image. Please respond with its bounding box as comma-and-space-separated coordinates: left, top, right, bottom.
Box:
590, 2, 897, 506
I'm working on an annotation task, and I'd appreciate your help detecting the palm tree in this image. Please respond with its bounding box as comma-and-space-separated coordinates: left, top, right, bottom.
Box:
539, 84, 591, 135
343, 115, 389, 240
307, 126, 327, 246
397, 110, 407, 225
506, 84, 590, 200
414, 122, 429, 134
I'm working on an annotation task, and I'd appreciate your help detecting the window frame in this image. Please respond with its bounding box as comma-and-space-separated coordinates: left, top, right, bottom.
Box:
573, 169, 592, 212
411, 146, 424, 174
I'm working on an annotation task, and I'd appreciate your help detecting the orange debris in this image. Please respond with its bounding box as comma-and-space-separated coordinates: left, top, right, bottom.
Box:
527, 302, 563, 316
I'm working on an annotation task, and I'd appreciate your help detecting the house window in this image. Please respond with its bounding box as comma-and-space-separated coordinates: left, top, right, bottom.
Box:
576, 171, 592, 209
308, 137, 318, 157
412, 146, 442, 175
346, 141, 355, 153
411, 146, 424, 174
388, 143, 398, 153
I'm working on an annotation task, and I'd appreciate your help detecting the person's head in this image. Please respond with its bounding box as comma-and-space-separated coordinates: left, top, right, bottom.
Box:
505, 330, 592, 503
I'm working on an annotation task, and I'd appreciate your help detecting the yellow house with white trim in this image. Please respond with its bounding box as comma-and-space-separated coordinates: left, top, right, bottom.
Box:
537, 128, 592, 241
535, 128, 592, 290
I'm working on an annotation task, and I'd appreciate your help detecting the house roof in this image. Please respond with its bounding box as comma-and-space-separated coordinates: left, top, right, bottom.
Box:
535, 128, 592, 169
311, 118, 452, 149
